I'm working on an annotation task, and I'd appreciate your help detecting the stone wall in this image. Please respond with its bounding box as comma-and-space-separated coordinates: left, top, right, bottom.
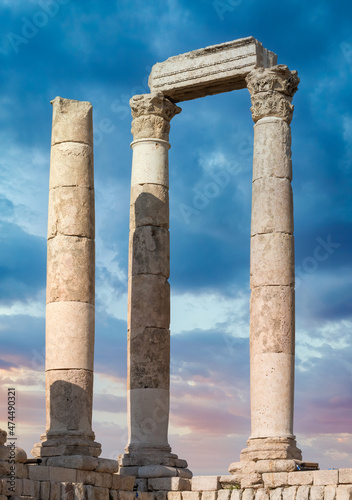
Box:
2, 470, 352, 500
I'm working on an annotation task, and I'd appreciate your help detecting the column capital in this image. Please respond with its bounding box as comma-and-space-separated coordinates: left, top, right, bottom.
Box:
246, 65, 299, 123
130, 92, 181, 141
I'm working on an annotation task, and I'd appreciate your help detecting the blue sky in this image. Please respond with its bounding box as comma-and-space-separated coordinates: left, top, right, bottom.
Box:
0, 0, 351, 474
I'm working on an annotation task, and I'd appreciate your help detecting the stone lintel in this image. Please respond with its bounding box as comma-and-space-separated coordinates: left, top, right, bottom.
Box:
148, 37, 277, 102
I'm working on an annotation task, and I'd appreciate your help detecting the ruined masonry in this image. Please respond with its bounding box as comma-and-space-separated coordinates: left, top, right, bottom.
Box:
1, 36, 352, 500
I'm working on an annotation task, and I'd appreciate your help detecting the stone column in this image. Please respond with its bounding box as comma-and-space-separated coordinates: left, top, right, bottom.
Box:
239, 65, 302, 469
119, 92, 190, 477
32, 97, 101, 459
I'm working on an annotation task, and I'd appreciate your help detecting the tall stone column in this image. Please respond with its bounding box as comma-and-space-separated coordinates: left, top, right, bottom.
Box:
239, 65, 302, 469
119, 92, 190, 477
32, 97, 101, 459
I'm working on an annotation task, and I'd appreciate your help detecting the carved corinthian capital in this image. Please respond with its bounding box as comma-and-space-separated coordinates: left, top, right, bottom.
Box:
246, 65, 299, 123
130, 92, 181, 141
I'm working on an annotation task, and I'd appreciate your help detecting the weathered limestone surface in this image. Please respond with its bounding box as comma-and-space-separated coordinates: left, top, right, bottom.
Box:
120, 92, 189, 477
238, 65, 301, 469
149, 37, 277, 102
32, 97, 101, 460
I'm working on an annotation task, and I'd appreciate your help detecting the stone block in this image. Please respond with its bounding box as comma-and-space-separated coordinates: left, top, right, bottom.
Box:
95, 458, 119, 474
250, 286, 294, 356
130, 184, 169, 230
252, 118, 292, 181
119, 466, 139, 476
3, 478, 22, 496
0, 431, 6, 446
256, 460, 297, 473
110, 491, 119, 500
51, 96, 93, 146
50, 142, 93, 189
47, 454, 98, 471
45, 370, 94, 435
0, 447, 9, 461
117, 492, 136, 500
128, 388, 170, 448
74, 483, 86, 500
313, 471, 339, 486
270, 488, 283, 500
128, 274, 170, 330
92, 486, 110, 500
168, 493, 182, 500
230, 491, 242, 500
282, 487, 297, 500
0, 461, 10, 476
111, 474, 136, 491
61, 481, 75, 500
182, 493, 201, 500
251, 177, 293, 236
22, 478, 35, 496
250, 233, 294, 287
255, 490, 269, 500
94, 471, 112, 488
288, 472, 313, 486
175, 460, 188, 469
202, 492, 217, 500
310, 487, 325, 500
77, 470, 97, 485
39, 481, 50, 500
139, 465, 177, 478
154, 492, 168, 500
46, 301, 95, 371
48, 186, 94, 239
139, 494, 154, 500
130, 226, 169, 278
241, 474, 263, 488
131, 139, 170, 187
129, 327, 170, 390
192, 476, 220, 491
47, 235, 95, 304
250, 352, 294, 438
218, 490, 231, 500
135, 477, 148, 491
14, 463, 28, 478
336, 486, 352, 500
296, 486, 310, 500
177, 469, 193, 479
148, 37, 277, 102
50, 481, 61, 500
242, 489, 255, 500
148, 477, 191, 491
49, 466, 77, 482
324, 485, 336, 500
220, 476, 242, 488
339, 470, 352, 484
85, 485, 95, 500
262, 473, 288, 488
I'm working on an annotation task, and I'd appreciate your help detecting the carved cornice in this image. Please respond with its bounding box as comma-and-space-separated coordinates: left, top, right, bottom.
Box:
130, 92, 181, 140
246, 65, 299, 123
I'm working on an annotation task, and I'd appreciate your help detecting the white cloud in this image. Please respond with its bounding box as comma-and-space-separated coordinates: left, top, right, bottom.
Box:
0, 142, 49, 237
171, 290, 249, 336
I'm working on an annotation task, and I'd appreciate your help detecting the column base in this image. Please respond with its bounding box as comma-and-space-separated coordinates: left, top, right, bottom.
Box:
118, 445, 192, 478
228, 436, 302, 476
31, 431, 101, 459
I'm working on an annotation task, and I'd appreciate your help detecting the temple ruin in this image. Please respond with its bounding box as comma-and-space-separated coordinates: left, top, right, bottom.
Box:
1, 36, 352, 500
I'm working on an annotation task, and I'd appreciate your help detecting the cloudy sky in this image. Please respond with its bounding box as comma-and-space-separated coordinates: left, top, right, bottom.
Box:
0, 0, 351, 475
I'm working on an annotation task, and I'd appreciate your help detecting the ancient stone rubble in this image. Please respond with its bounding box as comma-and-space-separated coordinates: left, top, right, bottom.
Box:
1, 37, 351, 500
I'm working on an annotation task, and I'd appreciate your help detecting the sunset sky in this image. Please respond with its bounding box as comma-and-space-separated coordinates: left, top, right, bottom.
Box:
1, 0, 352, 475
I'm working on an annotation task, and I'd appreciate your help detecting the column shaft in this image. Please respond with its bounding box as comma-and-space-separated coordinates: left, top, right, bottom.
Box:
32, 97, 101, 459
119, 93, 190, 476
240, 66, 301, 464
